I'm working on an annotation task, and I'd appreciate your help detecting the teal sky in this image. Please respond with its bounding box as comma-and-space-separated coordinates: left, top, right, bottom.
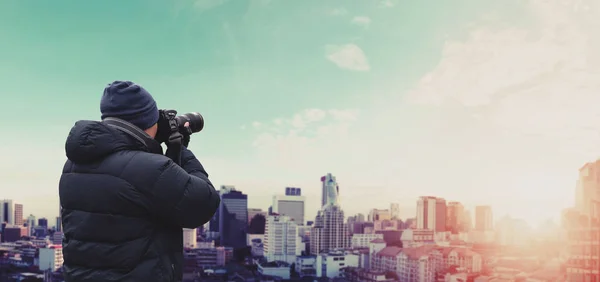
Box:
1, 0, 598, 228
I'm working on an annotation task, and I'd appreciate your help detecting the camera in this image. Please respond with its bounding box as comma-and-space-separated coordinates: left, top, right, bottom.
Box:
156, 109, 204, 144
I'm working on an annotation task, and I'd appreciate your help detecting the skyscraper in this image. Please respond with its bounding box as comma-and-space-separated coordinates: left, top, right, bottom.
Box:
38, 218, 48, 228
321, 173, 339, 208
416, 196, 447, 232
0, 200, 14, 225
272, 188, 306, 225
26, 214, 35, 228
311, 173, 349, 254
446, 201, 464, 233
14, 204, 23, 226
566, 161, 600, 281
475, 206, 493, 231
390, 203, 400, 219
368, 209, 391, 222
264, 215, 299, 264
217, 186, 248, 249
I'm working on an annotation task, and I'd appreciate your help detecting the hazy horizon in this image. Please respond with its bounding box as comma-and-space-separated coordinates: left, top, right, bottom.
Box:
1, 0, 599, 227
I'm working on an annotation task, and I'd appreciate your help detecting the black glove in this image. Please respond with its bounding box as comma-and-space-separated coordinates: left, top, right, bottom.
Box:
155, 110, 173, 144
179, 123, 192, 148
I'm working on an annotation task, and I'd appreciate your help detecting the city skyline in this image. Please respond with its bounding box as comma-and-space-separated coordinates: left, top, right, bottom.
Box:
2, 0, 599, 226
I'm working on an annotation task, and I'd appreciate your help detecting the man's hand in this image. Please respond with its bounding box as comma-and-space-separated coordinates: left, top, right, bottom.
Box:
181, 122, 191, 147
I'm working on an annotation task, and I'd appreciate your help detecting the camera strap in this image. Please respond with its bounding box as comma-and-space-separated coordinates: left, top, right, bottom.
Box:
165, 132, 184, 166
102, 118, 164, 155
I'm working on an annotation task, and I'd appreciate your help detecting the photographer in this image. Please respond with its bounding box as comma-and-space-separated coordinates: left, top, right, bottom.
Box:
58, 81, 220, 282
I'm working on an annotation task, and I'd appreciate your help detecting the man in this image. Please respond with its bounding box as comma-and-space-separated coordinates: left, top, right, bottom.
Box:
59, 81, 221, 282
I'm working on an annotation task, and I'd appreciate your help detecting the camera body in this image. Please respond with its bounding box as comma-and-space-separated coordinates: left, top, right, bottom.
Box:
155, 109, 204, 144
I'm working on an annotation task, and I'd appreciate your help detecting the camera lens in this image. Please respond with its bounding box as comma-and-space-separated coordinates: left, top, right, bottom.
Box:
176, 112, 204, 134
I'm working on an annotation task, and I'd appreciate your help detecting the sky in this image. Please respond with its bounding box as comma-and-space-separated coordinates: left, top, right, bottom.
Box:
0, 0, 599, 227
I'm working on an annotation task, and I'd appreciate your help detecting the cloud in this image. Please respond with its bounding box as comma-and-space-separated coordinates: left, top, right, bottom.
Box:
330, 8, 348, 16
251, 0, 600, 223
325, 44, 370, 71
379, 0, 394, 8
406, 0, 600, 157
351, 16, 371, 28
251, 121, 262, 129
252, 109, 359, 166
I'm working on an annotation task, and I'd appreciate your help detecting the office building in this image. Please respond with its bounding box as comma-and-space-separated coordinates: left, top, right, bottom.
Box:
264, 215, 299, 264
38, 218, 48, 228
475, 206, 493, 231
272, 188, 306, 225
321, 174, 339, 208
416, 196, 447, 232
14, 204, 23, 226
39, 245, 64, 271
217, 186, 248, 249
446, 201, 465, 233
368, 209, 391, 222
0, 200, 14, 225
56, 216, 62, 232
566, 160, 600, 281
248, 208, 266, 223
311, 173, 349, 254
390, 203, 399, 219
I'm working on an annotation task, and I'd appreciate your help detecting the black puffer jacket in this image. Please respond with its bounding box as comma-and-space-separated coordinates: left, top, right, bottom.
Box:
59, 120, 220, 282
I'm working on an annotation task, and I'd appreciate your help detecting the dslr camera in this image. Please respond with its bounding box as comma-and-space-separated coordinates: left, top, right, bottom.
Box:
155, 110, 204, 164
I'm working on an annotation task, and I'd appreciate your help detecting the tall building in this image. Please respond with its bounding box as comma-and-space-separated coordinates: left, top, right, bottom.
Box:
416, 196, 447, 232
390, 203, 400, 219
217, 186, 248, 249
368, 209, 391, 222
310, 205, 348, 254
38, 218, 48, 228
321, 173, 339, 208
462, 210, 473, 231
272, 188, 306, 225
566, 161, 600, 281
14, 204, 23, 226
311, 173, 349, 254
183, 228, 197, 249
56, 216, 62, 232
264, 215, 299, 264
0, 200, 14, 225
248, 208, 265, 223
475, 206, 493, 231
39, 245, 64, 271
446, 201, 465, 233
26, 214, 35, 228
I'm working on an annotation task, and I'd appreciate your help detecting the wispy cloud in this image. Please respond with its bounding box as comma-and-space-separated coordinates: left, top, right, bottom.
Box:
351, 16, 371, 28
330, 8, 348, 16
325, 44, 370, 71
379, 0, 394, 8
251, 108, 360, 167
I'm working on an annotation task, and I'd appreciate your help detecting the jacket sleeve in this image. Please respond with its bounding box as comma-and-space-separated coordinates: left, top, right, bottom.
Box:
149, 149, 220, 229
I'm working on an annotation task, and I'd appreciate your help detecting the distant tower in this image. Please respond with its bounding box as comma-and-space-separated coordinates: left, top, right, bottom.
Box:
273, 188, 306, 225
390, 203, 400, 220
416, 196, 447, 232
14, 204, 23, 226
320, 173, 339, 208
475, 205, 493, 231
311, 173, 349, 254
0, 200, 15, 225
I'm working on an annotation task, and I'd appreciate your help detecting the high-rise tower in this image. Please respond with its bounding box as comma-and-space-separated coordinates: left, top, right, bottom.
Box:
311, 173, 349, 254
320, 173, 339, 208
